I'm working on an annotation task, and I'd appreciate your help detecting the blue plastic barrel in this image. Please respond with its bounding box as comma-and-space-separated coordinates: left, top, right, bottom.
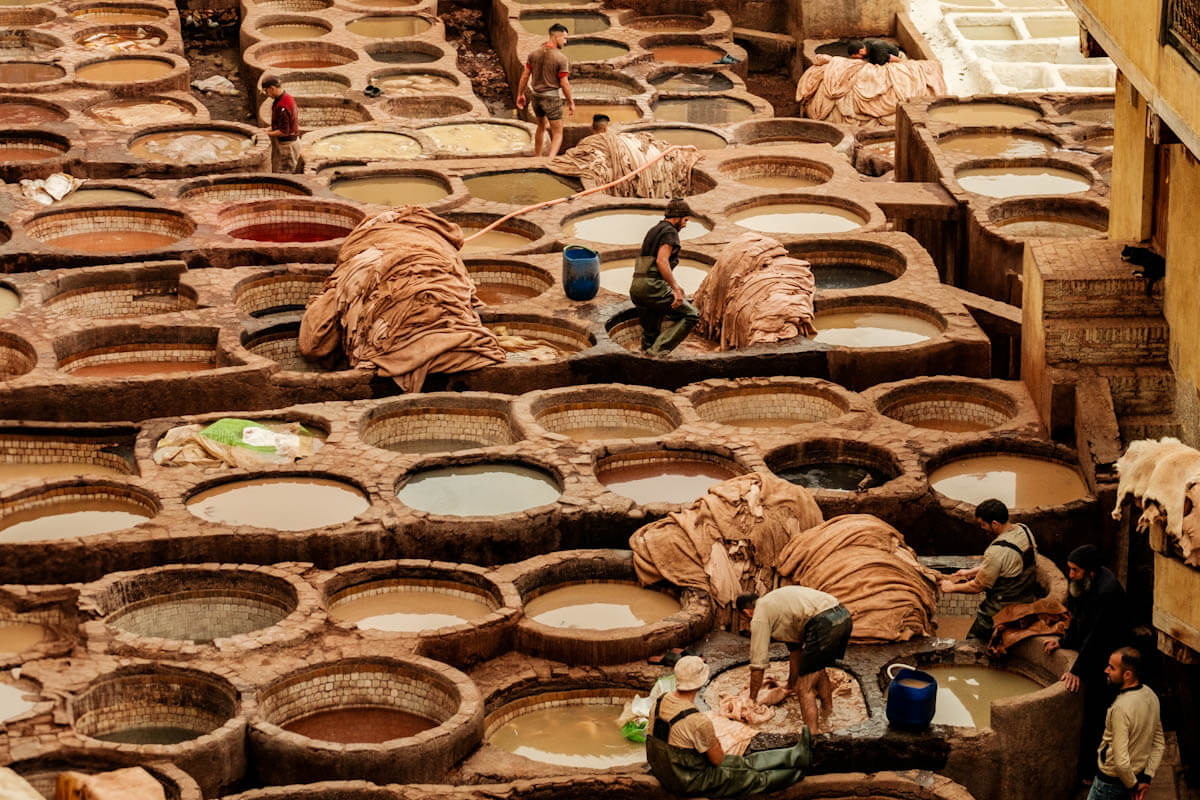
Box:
884, 663, 938, 729
562, 245, 600, 301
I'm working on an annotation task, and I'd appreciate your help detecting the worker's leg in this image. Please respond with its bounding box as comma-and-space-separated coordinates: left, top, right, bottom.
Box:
816, 669, 834, 714
546, 117, 565, 158
795, 671, 822, 734
649, 299, 699, 354
786, 645, 803, 690
638, 307, 663, 352
533, 115, 548, 157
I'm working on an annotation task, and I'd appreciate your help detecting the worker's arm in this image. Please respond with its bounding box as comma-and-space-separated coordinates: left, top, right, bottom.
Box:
748, 667, 764, 703
1110, 705, 1138, 789
1143, 714, 1166, 787
515, 64, 532, 109
559, 73, 575, 115
705, 739, 725, 766
656, 243, 685, 308
747, 615, 770, 700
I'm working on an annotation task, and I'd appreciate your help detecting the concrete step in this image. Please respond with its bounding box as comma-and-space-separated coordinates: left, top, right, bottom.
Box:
1100, 365, 1177, 416
1045, 317, 1169, 366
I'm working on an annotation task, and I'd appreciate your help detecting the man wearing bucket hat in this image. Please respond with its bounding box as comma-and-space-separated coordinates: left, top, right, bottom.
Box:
630, 199, 701, 356
645, 655, 810, 797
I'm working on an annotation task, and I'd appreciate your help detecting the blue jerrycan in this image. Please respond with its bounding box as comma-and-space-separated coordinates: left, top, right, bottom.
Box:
562, 245, 600, 301
885, 662, 938, 729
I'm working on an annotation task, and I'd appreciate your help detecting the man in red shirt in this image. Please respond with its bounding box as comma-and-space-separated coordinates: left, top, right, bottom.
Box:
515, 23, 575, 158
262, 74, 300, 173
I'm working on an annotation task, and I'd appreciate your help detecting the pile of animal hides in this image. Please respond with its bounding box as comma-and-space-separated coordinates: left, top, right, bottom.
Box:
796, 55, 947, 127
1113, 436, 1200, 565
549, 131, 701, 199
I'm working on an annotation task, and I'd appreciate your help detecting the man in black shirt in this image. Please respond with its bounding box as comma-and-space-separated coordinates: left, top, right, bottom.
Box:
630, 198, 700, 355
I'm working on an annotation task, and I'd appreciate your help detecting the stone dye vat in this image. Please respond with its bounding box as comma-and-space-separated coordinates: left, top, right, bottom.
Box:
737, 118, 846, 148
874, 379, 1018, 432
938, 131, 1059, 158
44, 269, 196, 318
57, 327, 218, 376
423, 122, 530, 156
650, 44, 725, 64
813, 306, 944, 348
360, 396, 519, 454
768, 440, 900, 493
921, 664, 1043, 727
220, 200, 364, 243
487, 689, 645, 768
929, 453, 1090, 508
88, 97, 196, 126
518, 12, 610, 34
330, 171, 451, 206
730, 202, 866, 234
719, 156, 833, 189
955, 165, 1091, 197
0, 61, 64, 83
181, 176, 310, 204
395, 463, 561, 516
565, 207, 711, 244
650, 70, 734, 92
464, 169, 580, 205
572, 100, 643, 122
0, 425, 135, 481
233, 269, 325, 317
465, 259, 554, 306
258, 19, 331, 40
254, 40, 358, 68
186, 476, 369, 530
596, 449, 744, 505
0, 486, 155, 542
5, 754, 201, 800
689, 380, 851, 430
994, 218, 1105, 237
562, 39, 629, 62
524, 582, 681, 630
71, 5, 168, 23
372, 70, 457, 94
59, 187, 155, 206
652, 96, 757, 124
310, 131, 422, 160
26, 208, 193, 253
928, 101, 1042, 125
76, 55, 175, 82
598, 255, 710, 295
0, 621, 46, 653
628, 14, 712, 31
523, 386, 681, 441
0, 97, 67, 124
484, 315, 593, 361
634, 125, 727, 149
129, 128, 253, 164
986, 197, 1109, 239
0, 678, 37, 722
329, 580, 496, 632
345, 15, 432, 38
0, 131, 66, 162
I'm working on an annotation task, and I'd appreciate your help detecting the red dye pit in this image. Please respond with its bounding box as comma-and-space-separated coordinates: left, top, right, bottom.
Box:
282, 708, 435, 743
228, 222, 351, 242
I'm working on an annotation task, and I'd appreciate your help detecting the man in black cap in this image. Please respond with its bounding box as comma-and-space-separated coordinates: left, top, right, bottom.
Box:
1045, 544, 1131, 781
630, 198, 700, 355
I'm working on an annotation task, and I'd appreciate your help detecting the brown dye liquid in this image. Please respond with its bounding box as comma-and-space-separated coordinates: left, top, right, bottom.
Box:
929, 453, 1090, 508
813, 311, 941, 348
996, 218, 1104, 238
489, 703, 645, 768
0, 622, 46, 653
1085, 135, 1114, 151
474, 284, 541, 305
0, 286, 17, 315
0, 461, 127, 481
46, 231, 180, 253
897, 678, 931, 689
599, 258, 708, 294
375, 72, 456, 94
600, 460, 736, 505
331, 175, 448, 205
567, 210, 710, 245
924, 665, 1042, 728
350, 0, 421, 6
69, 360, 211, 377
312, 131, 422, 159
908, 417, 993, 432
89, 98, 194, 126
650, 72, 734, 92
464, 172, 579, 205
59, 188, 153, 205
574, 102, 642, 122
0, 499, 151, 542
396, 463, 561, 516
98, 726, 203, 744
460, 228, 534, 253
562, 41, 628, 61
346, 16, 430, 37
653, 97, 754, 124
76, 57, 173, 81
640, 127, 726, 149
424, 123, 530, 155
734, 173, 825, 189
129, 130, 251, 164
0, 146, 57, 161
956, 166, 1091, 198
72, 8, 165, 22
284, 707, 434, 742
0, 682, 34, 721
652, 45, 723, 64
1067, 106, 1114, 125
525, 583, 680, 629
330, 587, 494, 631
627, 15, 708, 32
928, 103, 1041, 125
556, 424, 662, 441
731, 203, 864, 235
259, 23, 327, 39
270, 57, 341, 68
186, 477, 369, 531
0, 103, 63, 123
0, 62, 63, 82
939, 132, 1056, 158
956, 23, 1018, 39
1025, 16, 1079, 38
519, 14, 609, 35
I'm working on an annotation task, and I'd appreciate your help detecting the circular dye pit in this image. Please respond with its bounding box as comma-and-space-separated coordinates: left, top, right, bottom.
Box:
929, 453, 1090, 508
692, 384, 849, 429
71, 5, 168, 23
562, 39, 629, 62
0, 490, 154, 543
87, 97, 195, 126
187, 477, 369, 530
75, 26, 165, 51
525, 582, 680, 630
994, 215, 1105, 238
919, 664, 1042, 728
466, 259, 554, 306
651, 44, 724, 64
0, 679, 36, 722
329, 580, 496, 631
0, 458, 128, 480
1064, 104, 1113, 125
486, 316, 593, 361
635, 125, 726, 149
0, 61, 64, 83
777, 462, 890, 491
460, 224, 539, 254
277, 73, 349, 96
956, 166, 1091, 198
331, 172, 449, 205
0, 285, 16, 315
738, 118, 845, 148
813, 309, 942, 347
73, 667, 236, 745
424, 122, 530, 156
530, 391, 680, 441
519, 12, 609, 34
0, 30, 59, 58
346, 15, 431, 37
811, 263, 895, 290
488, 691, 644, 768
65, 355, 212, 378
597, 451, 741, 505
573, 100, 642, 123
464, 170, 579, 205
372, 70, 456, 94
396, 463, 561, 515
311, 130, 422, 160
939, 132, 1059, 158
129, 129, 252, 165
720, 156, 833, 189
705, 663, 868, 733
222, 201, 362, 243
731, 202, 865, 234
76, 56, 174, 82
30, 208, 191, 253
570, 75, 642, 98
566, 208, 711, 244
928, 102, 1042, 125
181, 177, 308, 204
258, 20, 329, 39
362, 399, 518, 454
627, 14, 710, 31
0, 621, 46, 654
0, 98, 66, 124
650, 70, 734, 92
0, 133, 65, 162
234, 270, 324, 317
598, 255, 709, 294
653, 96, 756, 124
58, 187, 154, 206
876, 381, 1016, 432
367, 41, 442, 63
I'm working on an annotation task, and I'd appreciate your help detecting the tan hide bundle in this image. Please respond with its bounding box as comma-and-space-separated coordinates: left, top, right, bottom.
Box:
796, 55, 948, 127
1112, 437, 1200, 565
548, 131, 701, 199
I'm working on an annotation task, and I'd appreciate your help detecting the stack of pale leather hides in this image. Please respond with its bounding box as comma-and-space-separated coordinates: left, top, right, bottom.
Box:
692, 232, 816, 351
630, 473, 824, 628
777, 514, 939, 642
796, 55, 947, 127
1113, 436, 1200, 566
299, 207, 505, 392
548, 131, 701, 198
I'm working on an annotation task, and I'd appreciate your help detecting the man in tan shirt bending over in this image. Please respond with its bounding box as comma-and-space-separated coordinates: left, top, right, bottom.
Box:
515, 23, 576, 158
1088, 647, 1164, 800
737, 586, 853, 734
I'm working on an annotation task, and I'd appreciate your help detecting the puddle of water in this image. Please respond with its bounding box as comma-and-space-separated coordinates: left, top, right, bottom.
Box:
187, 477, 369, 530
940, 132, 1056, 158
77, 57, 173, 81
525, 582, 680, 629
566, 209, 710, 244
489, 702, 645, 768
284, 707, 434, 742
813, 310, 940, 347
424, 123, 530, 155
777, 462, 889, 491
0, 622, 46, 653
600, 460, 736, 505
396, 463, 561, 516
929, 453, 1090, 508
599, 258, 708, 294
346, 15, 430, 37
731, 203, 864, 235
464, 171, 579, 205
0, 498, 151, 542
331, 585, 494, 631
921, 665, 1042, 728
928, 103, 1041, 125
312, 131, 422, 159
956, 166, 1090, 198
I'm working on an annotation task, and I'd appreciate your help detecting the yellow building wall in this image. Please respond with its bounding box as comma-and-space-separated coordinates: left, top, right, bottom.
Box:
1107, 72, 1154, 241
1165, 149, 1200, 445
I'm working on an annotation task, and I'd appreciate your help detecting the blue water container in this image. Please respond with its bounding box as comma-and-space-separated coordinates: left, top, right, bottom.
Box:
884, 663, 938, 729
562, 245, 600, 301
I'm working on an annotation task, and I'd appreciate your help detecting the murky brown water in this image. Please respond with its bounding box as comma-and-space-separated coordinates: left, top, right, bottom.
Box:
77, 57, 173, 81
312, 131, 422, 160
489, 702, 645, 768
0, 498, 152, 542
346, 15, 430, 37
651, 45, 724, 64
0, 146, 57, 161
424, 123, 530, 155
600, 460, 736, 505
0, 61, 63, 82
957, 23, 1017, 39
956, 166, 1090, 198
813, 311, 941, 348
69, 360, 211, 377
573, 101, 642, 122
0, 621, 46, 653
374, 72, 456, 94
525, 582, 680, 629
72, 7, 164, 22
939, 132, 1056, 158
922, 665, 1042, 727
638, 126, 726, 149
259, 23, 327, 39
995, 218, 1104, 238
88, 98, 194, 126
0, 102, 63, 123
929, 453, 1090, 508
650, 71, 733, 92
474, 284, 541, 305
928, 103, 1041, 125
464, 171, 579, 205
284, 707, 435, 742
562, 41, 628, 61
598, 258, 709, 294
0, 287, 18, 315
519, 13, 609, 35
653, 97, 755, 125
0, 682, 35, 721
331, 175, 449, 205
733, 172, 826, 189
0, 461, 128, 481
460, 227, 535, 253
567, 209, 710, 245
396, 463, 561, 516
1066, 106, 1114, 125
330, 585, 494, 631
97, 725, 203, 744
731, 203, 864, 235
187, 477, 370, 530
58, 188, 153, 205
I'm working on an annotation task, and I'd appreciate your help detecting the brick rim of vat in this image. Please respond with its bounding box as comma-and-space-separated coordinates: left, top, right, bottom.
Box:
393, 452, 567, 519
244, 39, 360, 67
731, 116, 847, 148
231, 264, 331, 316
179, 174, 312, 201
762, 436, 913, 496
0, 94, 69, 122
0, 329, 36, 376
182, 470, 372, 530
254, 13, 334, 36
26, 204, 196, 250
516, 383, 685, 440
0, 673, 52, 726
358, 392, 521, 452
72, 53, 185, 86
478, 311, 598, 355
380, 94, 474, 119
0, 423, 138, 478
951, 155, 1099, 196
43, 272, 198, 318
0, 127, 69, 155
239, 318, 364, 375
256, 94, 375, 128
722, 192, 877, 232
0, 481, 161, 538
0, 6, 58, 26
215, 197, 366, 237
6, 750, 202, 800
53, 323, 225, 372
716, 155, 835, 185
981, 195, 1109, 241
267, 70, 351, 95
593, 445, 751, 485
871, 377, 1021, 430
783, 238, 910, 281
461, 257, 555, 300
682, 376, 857, 428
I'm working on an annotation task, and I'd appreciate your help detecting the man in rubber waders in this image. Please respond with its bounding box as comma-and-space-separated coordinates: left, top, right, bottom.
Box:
515, 23, 575, 158
646, 656, 810, 797
939, 498, 1042, 643
630, 198, 701, 356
